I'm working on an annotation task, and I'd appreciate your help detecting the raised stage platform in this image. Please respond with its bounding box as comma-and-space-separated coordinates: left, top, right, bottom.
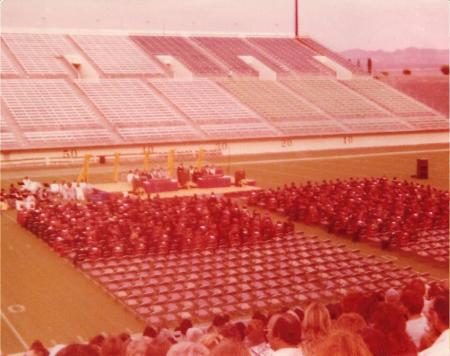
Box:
92, 182, 261, 198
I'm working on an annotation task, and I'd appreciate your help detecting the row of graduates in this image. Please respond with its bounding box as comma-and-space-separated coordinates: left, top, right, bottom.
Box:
247, 177, 448, 244
18, 192, 293, 261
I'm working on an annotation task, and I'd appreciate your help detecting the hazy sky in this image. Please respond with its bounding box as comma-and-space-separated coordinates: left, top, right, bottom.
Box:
1, 0, 448, 51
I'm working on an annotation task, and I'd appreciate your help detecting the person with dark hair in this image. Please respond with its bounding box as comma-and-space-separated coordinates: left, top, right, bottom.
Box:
359, 327, 389, 356
175, 318, 193, 336
420, 296, 449, 355
245, 319, 273, 356
100, 335, 125, 356
401, 289, 427, 348
369, 302, 417, 355
56, 343, 100, 356
266, 312, 303, 355
26, 340, 49, 356
143, 326, 158, 338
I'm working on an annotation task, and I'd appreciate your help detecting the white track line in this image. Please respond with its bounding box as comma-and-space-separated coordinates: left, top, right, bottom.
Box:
1, 311, 28, 349
229, 148, 448, 166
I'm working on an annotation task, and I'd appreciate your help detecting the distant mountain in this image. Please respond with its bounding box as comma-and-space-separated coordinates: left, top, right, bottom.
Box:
340, 47, 449, 72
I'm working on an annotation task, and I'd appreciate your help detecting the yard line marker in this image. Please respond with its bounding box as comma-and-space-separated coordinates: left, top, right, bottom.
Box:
1, 310, 28, 349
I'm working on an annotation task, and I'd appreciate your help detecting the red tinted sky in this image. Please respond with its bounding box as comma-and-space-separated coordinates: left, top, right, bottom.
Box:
1, 0, 448, 51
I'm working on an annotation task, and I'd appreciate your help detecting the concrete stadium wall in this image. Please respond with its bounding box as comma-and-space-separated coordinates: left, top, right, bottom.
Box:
1, 131, 447, 170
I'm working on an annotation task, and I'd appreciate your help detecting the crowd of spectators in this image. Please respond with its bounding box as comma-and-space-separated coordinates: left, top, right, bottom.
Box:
24, 278, 449, 356
18, 193, 291, 262
247, 177, 449, 248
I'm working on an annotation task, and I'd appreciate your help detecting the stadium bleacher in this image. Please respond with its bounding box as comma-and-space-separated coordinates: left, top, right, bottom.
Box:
281, 77, 389, 119
132, 36, 226, 76
2, 79, 101, 130
342, 78, 437, 117
191, 37, 288, 76
0, 34, 447, 151
2, 33, 77, 77
300, 37, 366, 74
0, 46, 20, 77
248, 37, 333, 75
71, 35, 165, 76
76, 78, 187, 127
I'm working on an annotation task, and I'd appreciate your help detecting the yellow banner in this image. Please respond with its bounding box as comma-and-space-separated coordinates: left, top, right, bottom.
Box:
144, 150, 150, 171
77, 154, 92, 182
167, 149, 175, 178
113, 153, 120, 182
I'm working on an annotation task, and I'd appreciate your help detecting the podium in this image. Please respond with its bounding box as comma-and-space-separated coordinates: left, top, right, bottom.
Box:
415, 159, 428, 179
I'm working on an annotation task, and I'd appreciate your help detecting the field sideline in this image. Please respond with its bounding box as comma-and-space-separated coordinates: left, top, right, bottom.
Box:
1, 144, 449, 354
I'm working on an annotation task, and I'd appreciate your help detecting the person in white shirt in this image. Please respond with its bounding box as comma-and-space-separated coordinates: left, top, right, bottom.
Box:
245, 319, 275, 356
75, 183, 85, 201
50, 180, 60, 194
266, 313, 304, 356
126, 170, 134, 184
24, 194, 36, 210
22, 176, 32, 190
420, 296, 449, 356
401, 289, 429, 348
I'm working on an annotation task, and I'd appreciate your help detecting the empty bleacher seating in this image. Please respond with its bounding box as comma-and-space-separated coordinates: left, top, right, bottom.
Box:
24, 129, 113, 147
2, 79, 101, 130
339, 118, 413, 133
71, 35, 164, 76
76, 79, 187, 127
300, 37, 366, 74
217, 79, 345, 135
248, 37, 332, 75
192, 37, 288, 76
0, 131, 19, 149
151, 79, 278, 138
403, 116, 449, 131
218, 79, 326, 122
2, 33, 77, 77
132, 36, 226, 76
1, 47, 19, 77
117, 126, 201, 142
343, 78, 436, 117
282, 77, 388, 119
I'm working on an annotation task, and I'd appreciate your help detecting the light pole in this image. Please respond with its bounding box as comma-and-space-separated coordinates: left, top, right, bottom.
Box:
294, 0, 299, 38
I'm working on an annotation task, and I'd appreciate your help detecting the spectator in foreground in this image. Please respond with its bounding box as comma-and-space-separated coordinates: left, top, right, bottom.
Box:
301, 302, 331, 355
56, 344, 99, 356
266, 312, 303, 355
332, 313, 367, 335
245, 319, 273, 356
419, 296, 449, 355
400, 289, 427, 348
166, 341, 210, 356
314, 330, 372, 356
369, 302, 417, 355
210, 339, 250, 356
